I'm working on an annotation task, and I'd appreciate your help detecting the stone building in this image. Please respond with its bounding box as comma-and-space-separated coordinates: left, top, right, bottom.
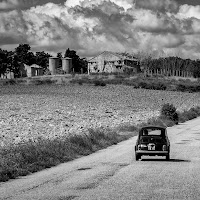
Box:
87, 51, 140, 74
21, 64, 43, 77
1, 64, 43, 79
1, 71, 14, 79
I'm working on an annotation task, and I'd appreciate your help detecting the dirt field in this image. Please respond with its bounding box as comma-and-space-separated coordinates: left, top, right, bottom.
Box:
1, 84, 200, 147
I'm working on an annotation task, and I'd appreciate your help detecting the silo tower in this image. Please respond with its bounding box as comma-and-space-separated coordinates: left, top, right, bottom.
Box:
49, 57, 59, 75
62, 57, 72, 74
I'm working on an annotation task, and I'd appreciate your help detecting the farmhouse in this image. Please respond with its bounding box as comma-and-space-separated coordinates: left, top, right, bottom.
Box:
88, 51, 140, 74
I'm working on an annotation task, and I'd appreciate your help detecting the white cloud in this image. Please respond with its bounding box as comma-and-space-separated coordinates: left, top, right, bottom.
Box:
107, 0, 133, 11
1, 0, 200, 59
135, 0, 179, 13
177, 4, 200, 19
191, 18, 200, 34
65, 0, 83, 7
65, 0, 133, 11
0, 0, 19, 9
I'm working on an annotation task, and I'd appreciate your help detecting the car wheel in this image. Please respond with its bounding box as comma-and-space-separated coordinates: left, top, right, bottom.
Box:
135, 154, 141, 161
166, 154, 170, 161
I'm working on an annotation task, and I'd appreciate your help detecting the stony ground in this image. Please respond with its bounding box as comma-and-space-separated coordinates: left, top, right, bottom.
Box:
1, 84, 200, 147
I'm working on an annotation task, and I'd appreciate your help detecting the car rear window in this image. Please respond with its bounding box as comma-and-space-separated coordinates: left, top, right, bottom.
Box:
142, 128, 165, 136
148, 130, 161, 135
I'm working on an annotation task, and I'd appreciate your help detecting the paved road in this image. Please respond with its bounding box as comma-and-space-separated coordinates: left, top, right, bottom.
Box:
1, 118, 200, 200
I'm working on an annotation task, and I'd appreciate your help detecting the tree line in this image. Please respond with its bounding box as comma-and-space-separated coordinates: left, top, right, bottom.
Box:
0, 44, 87, 78
139, 56, 200, 78
1, 45, 200, 78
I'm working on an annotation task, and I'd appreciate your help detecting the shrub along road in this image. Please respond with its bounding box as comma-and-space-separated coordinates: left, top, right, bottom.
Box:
1, 117, 200, 200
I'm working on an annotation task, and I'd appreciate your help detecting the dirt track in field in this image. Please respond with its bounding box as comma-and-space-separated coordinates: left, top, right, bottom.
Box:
0, 84, 200, 146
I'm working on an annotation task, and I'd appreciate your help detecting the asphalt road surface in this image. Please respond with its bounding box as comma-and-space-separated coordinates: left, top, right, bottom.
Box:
1, 118, 200, 200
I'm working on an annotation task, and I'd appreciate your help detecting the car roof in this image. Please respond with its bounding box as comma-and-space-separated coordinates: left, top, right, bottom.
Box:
139, 126, 167, 130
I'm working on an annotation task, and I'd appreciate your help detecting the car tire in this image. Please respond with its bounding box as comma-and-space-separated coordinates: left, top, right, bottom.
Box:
135, 154, 141, 161
166, 154, 170, 161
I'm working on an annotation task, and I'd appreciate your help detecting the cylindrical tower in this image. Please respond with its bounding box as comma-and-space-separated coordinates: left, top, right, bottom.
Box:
49, 57, 59, 75
62, 57, 72, 74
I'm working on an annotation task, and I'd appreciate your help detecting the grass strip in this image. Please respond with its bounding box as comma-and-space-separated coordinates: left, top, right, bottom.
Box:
2, 75, 200, 92
1, 106, 200, 182
0, 129, 132, 182
69, 76, 200, 93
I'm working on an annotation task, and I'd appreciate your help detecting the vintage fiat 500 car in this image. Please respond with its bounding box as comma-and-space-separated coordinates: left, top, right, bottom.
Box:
135, 126, 170, 161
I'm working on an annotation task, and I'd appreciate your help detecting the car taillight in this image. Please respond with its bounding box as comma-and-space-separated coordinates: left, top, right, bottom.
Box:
138, 144, 147, 150
162, 145, 167, 151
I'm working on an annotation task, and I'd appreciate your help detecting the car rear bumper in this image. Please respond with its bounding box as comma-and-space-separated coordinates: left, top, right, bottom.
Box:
135, 150, 169, 156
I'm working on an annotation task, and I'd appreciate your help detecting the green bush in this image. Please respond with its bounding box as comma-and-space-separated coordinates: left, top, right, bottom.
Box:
43, 69, 51, 75
122, 80, 139, 88
161, 103, 179, 124
104, 79, 123, 85
135, 80, 167, 90
176, 84, 186, 92
16, 79, 27, 84
114, 74, 127, 79
28, 79, 57, 85
94, 80, 106, 86
70, 78, 94, 85
138, 81, 148, 88
78, 80, 83, 85
178, 107, 200, 122
189, 84, 200, 92
152, 82, 167, 90
173, 82, 200, 93
2, 79, 16, 85
178, 111, 189, 123
166, 84, 177, 91
42, 79, 56, 84
56, 69, 65, 74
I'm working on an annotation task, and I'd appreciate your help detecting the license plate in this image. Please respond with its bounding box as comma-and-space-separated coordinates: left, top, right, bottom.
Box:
148, 143, 155, 150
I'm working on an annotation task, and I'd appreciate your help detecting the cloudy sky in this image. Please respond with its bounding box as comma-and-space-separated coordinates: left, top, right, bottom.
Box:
0, 0, 200, 59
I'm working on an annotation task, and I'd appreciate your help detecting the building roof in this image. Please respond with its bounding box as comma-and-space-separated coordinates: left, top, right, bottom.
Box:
30, 64, 43, 69
49, 57, 60, 59
88, 51, 138, 62
24, 64, 43, 69
62, 57, 72, 60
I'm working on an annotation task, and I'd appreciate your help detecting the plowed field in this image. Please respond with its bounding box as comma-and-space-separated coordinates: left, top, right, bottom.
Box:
1, 84, 200, 146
